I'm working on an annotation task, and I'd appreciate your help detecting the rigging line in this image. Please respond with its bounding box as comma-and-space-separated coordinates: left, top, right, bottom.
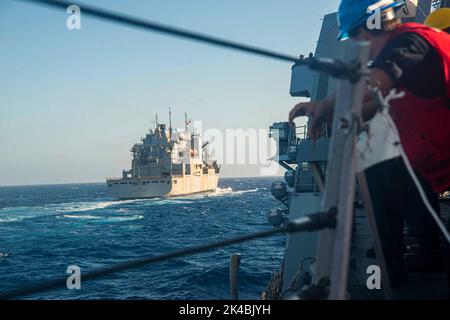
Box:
15, 0, 299, 63
385, 112, 450, 244
373, 88, 450, 245
0, 209, 336, 300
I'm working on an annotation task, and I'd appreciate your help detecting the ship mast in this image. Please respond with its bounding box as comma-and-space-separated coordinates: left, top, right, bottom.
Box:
152, 113, 158, 130
168, 107, 172, 139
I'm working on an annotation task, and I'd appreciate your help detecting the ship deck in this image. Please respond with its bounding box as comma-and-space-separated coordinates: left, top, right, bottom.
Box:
347, 200, 449, 300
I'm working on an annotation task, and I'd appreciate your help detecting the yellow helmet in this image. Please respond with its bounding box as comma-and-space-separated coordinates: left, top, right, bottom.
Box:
424, 8, 450, 31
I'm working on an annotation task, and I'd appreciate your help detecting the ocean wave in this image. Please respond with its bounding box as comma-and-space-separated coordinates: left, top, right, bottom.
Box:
158, 199, 194, 205
100, 215, 144, 223
0, 206, 46, 223
213, 187, 233, 195
62, 214, 144, 223
0, 216, 22, 223
0, 199, 142, 224
0, 178, 281, 299
62, 214, 102, 220
0, 199, 141, 213
57, 199, 140, 213
210, 187, 260, 197
233, 188, 259, 195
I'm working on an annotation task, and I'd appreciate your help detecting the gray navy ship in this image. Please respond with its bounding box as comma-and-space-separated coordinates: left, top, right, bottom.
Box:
107, 113, 220, 199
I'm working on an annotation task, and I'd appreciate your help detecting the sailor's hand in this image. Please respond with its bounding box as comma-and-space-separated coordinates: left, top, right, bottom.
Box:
289, 100, 333, 143
308, 100, 335, 142
288, 101, 319, 123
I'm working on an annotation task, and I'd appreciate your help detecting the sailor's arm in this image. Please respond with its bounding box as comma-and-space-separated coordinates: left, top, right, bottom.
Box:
289, 68, 394, 140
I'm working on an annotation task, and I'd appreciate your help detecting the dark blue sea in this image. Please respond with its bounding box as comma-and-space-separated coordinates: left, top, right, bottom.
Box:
0, 177, 285, 299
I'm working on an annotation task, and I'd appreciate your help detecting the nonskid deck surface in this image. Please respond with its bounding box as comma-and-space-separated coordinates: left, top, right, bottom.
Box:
348, 203, 449, 300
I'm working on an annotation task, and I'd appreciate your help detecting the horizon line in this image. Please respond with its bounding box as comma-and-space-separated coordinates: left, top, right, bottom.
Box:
0, 175, 283, 188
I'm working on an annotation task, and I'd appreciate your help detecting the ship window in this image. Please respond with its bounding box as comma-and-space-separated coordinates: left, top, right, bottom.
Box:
160, 181, 165, 183
166, 181, 170, 184
120, 182, 127, 185
108, 184, 112, 187
114, 183, 119, 185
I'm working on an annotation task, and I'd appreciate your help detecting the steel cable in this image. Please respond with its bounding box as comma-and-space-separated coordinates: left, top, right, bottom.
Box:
15, 0, 299, 63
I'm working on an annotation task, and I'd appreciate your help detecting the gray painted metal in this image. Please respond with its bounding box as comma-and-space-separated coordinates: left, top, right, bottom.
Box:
313, 40, 370, 300
290, 62, 316, 98
288, 13, 342, 102
295, 139, 331, 163
311, 13, 345, 101
281, 11, 342, 298
282, 193, 322, 292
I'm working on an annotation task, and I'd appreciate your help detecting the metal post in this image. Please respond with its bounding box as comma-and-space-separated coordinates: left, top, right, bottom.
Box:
230, 253, 241, 300
313, 40, 370, 300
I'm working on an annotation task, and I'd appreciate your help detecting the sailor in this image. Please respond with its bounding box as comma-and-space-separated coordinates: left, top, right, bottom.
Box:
289, 0, 450, 287
424, 7, 450, 33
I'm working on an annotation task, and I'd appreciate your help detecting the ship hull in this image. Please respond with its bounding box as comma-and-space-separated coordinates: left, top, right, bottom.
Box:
107, 174, 220, 199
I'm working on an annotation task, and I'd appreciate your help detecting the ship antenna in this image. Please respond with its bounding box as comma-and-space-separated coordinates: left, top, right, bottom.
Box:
169, 107, 173, 138
184, 112, 193, 133
154, 113, 158, 129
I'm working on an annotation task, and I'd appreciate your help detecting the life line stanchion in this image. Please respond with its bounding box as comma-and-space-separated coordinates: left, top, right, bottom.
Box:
229, 253, 241, 300
311, 40, 370, 300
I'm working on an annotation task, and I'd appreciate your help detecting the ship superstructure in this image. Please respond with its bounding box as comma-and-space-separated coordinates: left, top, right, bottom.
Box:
106, 114, 220, 199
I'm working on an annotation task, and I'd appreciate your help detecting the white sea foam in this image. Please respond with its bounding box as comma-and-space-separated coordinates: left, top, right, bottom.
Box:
0, 187, 259, 224
0, 206, 45, 223
0, 217, 21, 223
101, 215, 144, 223
0, 199, 141, 223
62, 213, 144, 223
232, 188, 259, 195
214, 187, 233, 194
58, 199, 140, 213
62, 214, 102, 220
208, 187, 259, 197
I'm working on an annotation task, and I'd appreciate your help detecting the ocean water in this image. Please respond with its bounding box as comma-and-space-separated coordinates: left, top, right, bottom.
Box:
0, 177, 285, 299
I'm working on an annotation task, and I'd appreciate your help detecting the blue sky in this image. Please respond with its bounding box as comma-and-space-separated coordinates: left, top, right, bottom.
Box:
0, 0, 340, 185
